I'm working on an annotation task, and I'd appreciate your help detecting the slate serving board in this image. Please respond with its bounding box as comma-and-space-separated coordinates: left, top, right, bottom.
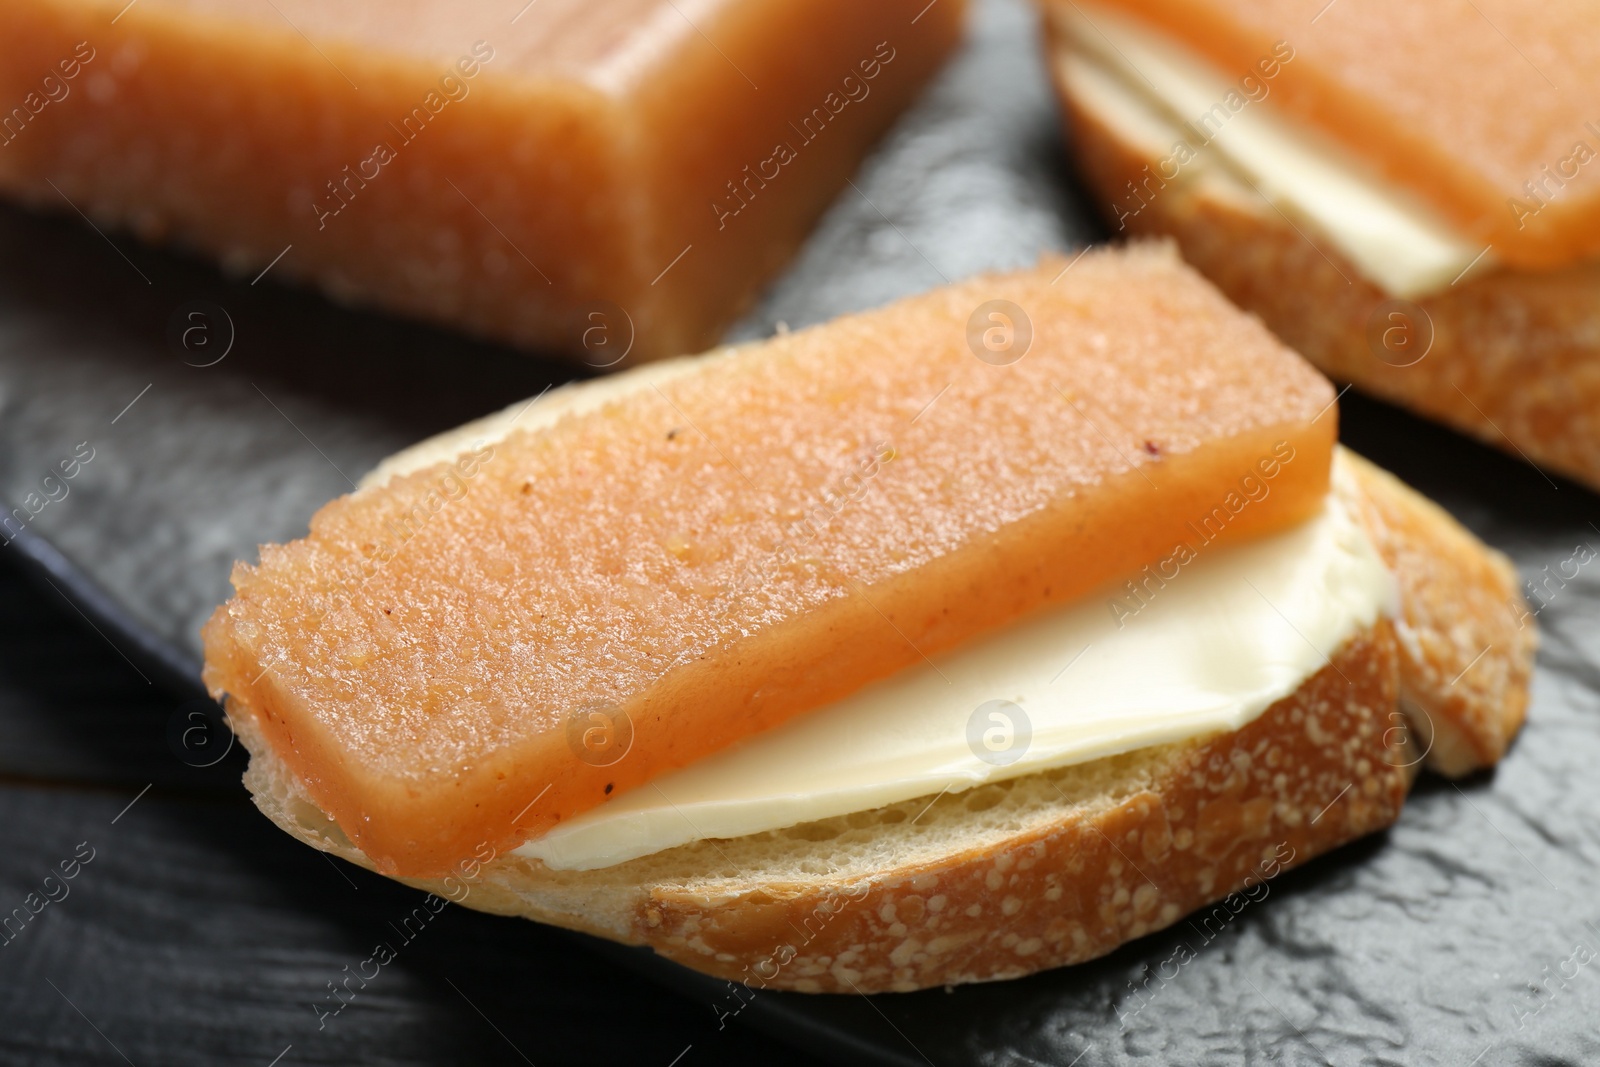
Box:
4, 0, 1600, 1063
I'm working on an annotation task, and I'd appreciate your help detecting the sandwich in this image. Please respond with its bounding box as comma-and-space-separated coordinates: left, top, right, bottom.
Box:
202, 245, 1534, 993
1040, 0, 1600, 491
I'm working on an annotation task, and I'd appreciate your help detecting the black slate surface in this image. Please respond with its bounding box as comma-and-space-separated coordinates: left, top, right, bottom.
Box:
4, 0, 1600, 1063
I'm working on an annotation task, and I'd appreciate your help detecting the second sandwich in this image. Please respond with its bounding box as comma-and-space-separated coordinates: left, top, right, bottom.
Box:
1043, 0, 1600, 491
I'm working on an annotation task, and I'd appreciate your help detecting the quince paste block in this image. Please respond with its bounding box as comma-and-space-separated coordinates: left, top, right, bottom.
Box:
0, 0, 967, 362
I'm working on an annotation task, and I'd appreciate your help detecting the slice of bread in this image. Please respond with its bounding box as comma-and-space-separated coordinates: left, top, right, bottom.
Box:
229, 450, 1533, 993
1043, 26, 1600, 492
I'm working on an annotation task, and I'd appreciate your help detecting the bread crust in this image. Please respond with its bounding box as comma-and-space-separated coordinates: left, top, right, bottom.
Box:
1043, 29, 1600, 492
1336, 451, 1533, 775
228, 451, 1533, 992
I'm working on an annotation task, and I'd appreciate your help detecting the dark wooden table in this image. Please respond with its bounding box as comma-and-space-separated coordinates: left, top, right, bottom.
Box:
0, 546, 830, 1066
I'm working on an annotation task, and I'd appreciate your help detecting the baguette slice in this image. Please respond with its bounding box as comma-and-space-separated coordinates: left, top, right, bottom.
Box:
1043, 14, 1600, 491
202, 245, 1339, 878
234, 449, 1534, 992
